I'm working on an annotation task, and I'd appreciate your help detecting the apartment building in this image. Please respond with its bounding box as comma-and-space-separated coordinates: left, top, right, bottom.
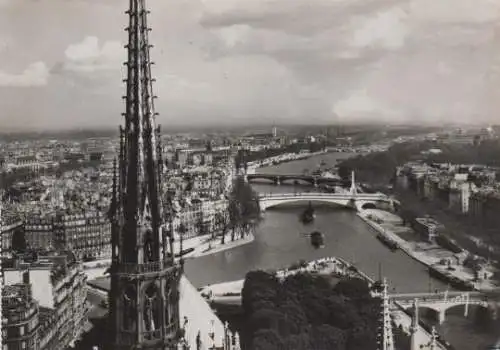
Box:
52, 211, 111, 260
3, 252, 88, 350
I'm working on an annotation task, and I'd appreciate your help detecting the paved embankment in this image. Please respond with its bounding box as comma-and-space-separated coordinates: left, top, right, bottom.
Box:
357, 210, 497, 291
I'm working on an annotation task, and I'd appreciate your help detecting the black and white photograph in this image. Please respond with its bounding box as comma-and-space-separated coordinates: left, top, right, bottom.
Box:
1, 0, 499, 349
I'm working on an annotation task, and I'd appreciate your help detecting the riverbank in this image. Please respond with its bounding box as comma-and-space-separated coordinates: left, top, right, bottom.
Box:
247, 150, 329, 172
82, 232, 254, 280
202, 256, 448, 350
357, 209, 498, 292
181, 232, 254, 260
200, 256, 374, 302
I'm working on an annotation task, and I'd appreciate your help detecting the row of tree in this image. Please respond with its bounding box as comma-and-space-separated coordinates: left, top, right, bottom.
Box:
215, 177, 261, 244
235, 142, 326, 171
337, 139, 500, 186
241, 271, 382, 350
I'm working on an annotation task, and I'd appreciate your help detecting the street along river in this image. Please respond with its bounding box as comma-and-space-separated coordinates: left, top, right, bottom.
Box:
184, 152, 499, 350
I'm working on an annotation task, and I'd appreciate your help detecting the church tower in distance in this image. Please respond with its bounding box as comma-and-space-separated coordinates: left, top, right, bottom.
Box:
108, 0, 182, 348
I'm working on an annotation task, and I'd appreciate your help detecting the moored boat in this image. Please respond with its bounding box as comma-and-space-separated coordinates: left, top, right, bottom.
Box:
310, 231, 324, 248
376, 233, 399, 251
300, 201, 315, 223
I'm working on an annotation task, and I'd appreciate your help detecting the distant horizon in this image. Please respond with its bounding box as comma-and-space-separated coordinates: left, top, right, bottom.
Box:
0, 120, 493, 137
1, 0, 500, 130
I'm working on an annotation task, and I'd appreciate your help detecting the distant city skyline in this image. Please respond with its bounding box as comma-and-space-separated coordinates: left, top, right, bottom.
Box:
0, 0, 499, 131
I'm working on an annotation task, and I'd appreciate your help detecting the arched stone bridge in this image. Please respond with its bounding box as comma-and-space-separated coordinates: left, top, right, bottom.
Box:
390, 290, 498, 324
258, 192, 395, 211
247, 173, 345, 187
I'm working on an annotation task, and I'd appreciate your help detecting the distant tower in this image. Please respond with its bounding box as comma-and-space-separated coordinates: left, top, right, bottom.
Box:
350, 170, 357, 195
272, 125, 277, 138
410, 299, 420, 350
108, 0, 182, 348
377, 279, 395, 350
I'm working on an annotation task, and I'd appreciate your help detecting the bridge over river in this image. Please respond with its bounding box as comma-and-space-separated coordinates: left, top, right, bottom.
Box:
258, 191, 397, 211
390, 290, 499, 324
247, 172, 345, 186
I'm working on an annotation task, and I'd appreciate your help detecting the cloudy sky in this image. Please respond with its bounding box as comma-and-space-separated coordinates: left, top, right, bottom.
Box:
0, 0, 499, 131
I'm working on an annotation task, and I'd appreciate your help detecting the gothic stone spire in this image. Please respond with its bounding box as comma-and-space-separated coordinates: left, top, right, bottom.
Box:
378, 279, 394, 350
119, 0, 164, 263
109, 1, 181, 348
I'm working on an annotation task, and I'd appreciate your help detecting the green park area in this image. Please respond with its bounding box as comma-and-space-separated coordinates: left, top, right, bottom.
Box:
239, 270, 409, 350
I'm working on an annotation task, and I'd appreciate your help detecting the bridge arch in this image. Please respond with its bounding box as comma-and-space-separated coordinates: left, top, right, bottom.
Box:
410, 305, 442, 323
261, 198, 353, 210
360, 202, 377, 210
247, 177, 277, 184
444, 300, 489, 316
280, 178, 314, 185
259, 193, 391, 212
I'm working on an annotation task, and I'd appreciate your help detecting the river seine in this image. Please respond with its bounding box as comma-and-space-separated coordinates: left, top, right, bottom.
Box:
184, 152, 499, 350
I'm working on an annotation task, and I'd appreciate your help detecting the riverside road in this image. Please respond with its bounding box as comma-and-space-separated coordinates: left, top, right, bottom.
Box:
184, 151, 499, 350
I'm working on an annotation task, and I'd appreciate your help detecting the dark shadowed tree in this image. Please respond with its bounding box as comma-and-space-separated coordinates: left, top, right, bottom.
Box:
346, 325, 377, 350
242, 270, 380, 350
309, 324, 346, 350
242, 270, 279, 315
334, 277, 371, 300
249, 308, 283, 333
277, 300, 308, 335
325, 296, 363, 330
283, 333, 310, 350
253, 329, 283, 350
11, 227, 27, 252
338, 165, 352, 181
399, 208, 417, 226
215, 210, 230, 244
229, 177, 261, 239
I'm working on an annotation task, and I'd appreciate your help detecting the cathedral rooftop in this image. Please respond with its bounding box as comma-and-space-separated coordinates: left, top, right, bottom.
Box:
88, 274, 225, 349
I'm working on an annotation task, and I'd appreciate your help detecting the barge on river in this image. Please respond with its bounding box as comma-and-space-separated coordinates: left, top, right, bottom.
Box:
301, 201, 316, 224
428, 266, 476, 290
376, 233, 399, 251
310, 231, 325, 248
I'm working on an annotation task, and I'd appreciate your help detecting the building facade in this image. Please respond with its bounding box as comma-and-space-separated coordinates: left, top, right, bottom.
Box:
52, 211, 111, 260
413, 217, 443, 242
1, 220, 24, 256
3, 252, 88, 350
448, 181, 475, 214
24, 215, 54, 251
2, 277, 40, 350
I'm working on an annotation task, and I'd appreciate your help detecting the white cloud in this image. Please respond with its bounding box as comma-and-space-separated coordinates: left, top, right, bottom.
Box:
409, 0, 500, 24
333, 89, 398, 121
349, 7, 409, 49
0, 37, 9, 53
216, 24, 252, 48
63, 36, 123, 72
0, 62, 49, 87
1, 0, 500, 130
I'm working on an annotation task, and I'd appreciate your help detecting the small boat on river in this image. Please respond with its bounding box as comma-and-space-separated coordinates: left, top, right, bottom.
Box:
310, 231, 324, 248
300, 201, 315, 224
376, 233, 399, 251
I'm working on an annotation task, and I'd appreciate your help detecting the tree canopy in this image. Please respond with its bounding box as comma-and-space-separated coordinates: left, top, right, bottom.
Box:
11, 227, 27, 252
338, 139, 500, 186
227, 177, 261, 240
241, 271, 380, 350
